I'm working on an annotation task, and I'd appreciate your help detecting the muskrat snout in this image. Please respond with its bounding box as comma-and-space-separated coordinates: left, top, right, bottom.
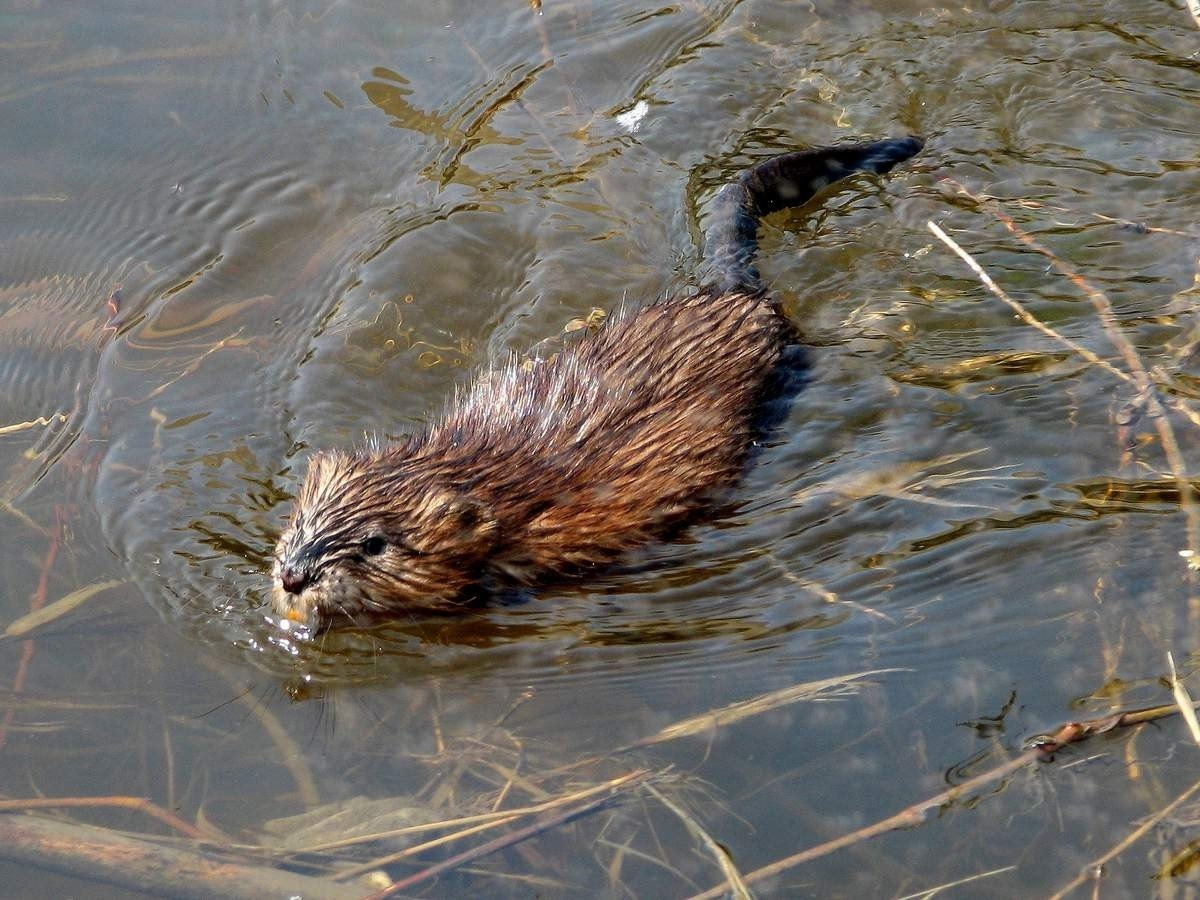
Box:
279, 566, 311, 595
271, 560, 320, 629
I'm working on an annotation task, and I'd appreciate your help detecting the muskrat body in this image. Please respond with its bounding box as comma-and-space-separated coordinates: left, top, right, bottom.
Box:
273, 137, 922, 631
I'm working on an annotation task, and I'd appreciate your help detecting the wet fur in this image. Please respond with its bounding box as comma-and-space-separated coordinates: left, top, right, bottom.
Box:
273, 137, 922, 631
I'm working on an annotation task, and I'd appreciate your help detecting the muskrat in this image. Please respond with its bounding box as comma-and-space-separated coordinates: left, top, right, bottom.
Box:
272, 136, 922, 632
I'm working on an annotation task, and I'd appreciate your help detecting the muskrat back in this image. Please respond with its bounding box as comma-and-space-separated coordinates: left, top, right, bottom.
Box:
273, 136, 922, 632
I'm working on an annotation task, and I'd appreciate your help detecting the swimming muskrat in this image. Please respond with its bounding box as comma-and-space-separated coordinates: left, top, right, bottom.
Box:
272, 136, 922, 631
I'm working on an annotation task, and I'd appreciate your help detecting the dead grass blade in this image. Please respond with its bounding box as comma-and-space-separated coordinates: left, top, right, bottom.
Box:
1167, 652, 1200, 746
360, 768, 656, 899
647, 784, 752, 900
3, 579, 123, 638
319, 768, 652, 870
0, 413, 67, 437
202, 661, 320, 810
623, 669, 905, 752
894, 864, 1016, 899
0, 499, 47, 537
792, 448, 1015, 511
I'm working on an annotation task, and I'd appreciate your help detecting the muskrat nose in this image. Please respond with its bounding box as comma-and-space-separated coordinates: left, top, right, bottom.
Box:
280, 567, 311, 595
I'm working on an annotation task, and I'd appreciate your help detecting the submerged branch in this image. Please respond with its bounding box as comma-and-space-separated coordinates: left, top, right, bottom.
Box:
926, 220, 1129, 384
1048, 776, 1200, 900
927, 207, 1200, 564
0, 813, 350, 900
0, 796, 217, 842
688, 699, 1194, 899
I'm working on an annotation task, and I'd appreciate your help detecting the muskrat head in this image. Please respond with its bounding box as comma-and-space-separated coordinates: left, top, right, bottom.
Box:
271, 449, 499, 632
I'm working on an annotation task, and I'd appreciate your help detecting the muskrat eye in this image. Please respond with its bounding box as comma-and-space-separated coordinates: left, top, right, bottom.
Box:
362, 535, 387, 556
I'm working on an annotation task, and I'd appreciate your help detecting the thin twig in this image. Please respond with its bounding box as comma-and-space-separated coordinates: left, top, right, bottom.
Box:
935, 184, 1200, 561
688, 700, 1189, 899
1047, 777, 1200, 900
689, 749, 1035, 900
0, 511, 61, 752
926, 221, 1129, 383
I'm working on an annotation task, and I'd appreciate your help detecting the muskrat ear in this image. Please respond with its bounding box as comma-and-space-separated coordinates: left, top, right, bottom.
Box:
416, 491, 498, 553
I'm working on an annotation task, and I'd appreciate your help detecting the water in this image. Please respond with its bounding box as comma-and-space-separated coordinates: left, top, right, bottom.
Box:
2, 0, 1200, 895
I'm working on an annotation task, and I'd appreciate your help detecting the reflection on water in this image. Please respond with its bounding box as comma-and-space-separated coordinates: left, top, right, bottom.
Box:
3, 0, 1200, 895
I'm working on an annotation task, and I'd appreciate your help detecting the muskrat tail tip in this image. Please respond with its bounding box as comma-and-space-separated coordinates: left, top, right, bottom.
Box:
705, 134, 924, 294
855, 135, 925, 174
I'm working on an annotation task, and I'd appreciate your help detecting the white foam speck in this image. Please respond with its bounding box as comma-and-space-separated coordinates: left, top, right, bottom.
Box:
615, 100, 649, 133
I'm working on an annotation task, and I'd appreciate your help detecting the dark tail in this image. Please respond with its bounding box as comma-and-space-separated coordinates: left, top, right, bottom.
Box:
705, 136, 923, 293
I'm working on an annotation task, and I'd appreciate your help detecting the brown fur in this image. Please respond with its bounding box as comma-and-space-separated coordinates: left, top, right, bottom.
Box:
273, 290, 789, 629
271, 137, 921, 631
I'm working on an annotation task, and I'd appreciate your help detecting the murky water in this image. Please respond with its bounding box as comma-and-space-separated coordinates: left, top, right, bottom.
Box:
3, 0, 1200, 895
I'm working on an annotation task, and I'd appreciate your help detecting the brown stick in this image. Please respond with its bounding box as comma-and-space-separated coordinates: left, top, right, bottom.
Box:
0, 796, 216, 842
0, 812, 352, 900
687, 703, 1183, 899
